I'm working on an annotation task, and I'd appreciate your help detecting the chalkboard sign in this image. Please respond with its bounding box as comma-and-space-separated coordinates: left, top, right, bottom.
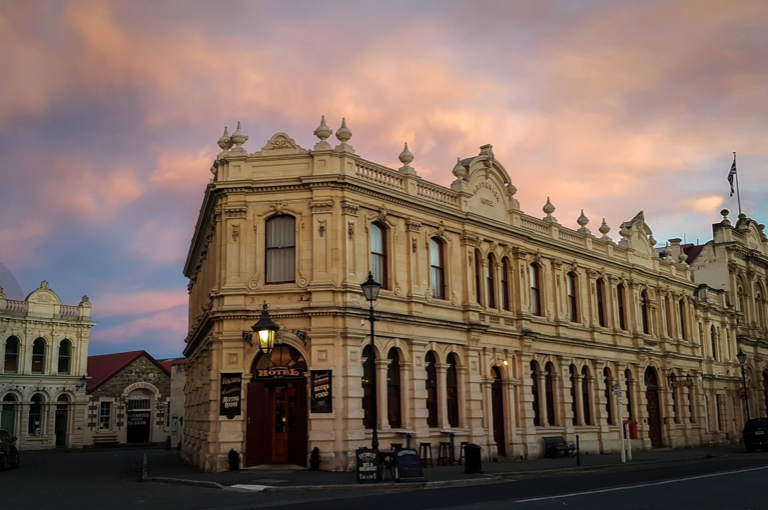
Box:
356, 448, 379, 483
310, 370, 333, 413
395, 449, 426, 483
220, 373, 242, 418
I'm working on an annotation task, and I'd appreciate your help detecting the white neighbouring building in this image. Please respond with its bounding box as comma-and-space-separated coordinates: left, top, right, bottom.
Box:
0, 281, 95, 449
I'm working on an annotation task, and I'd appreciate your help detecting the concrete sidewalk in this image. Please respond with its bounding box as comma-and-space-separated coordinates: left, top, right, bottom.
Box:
143, 444, 747, 492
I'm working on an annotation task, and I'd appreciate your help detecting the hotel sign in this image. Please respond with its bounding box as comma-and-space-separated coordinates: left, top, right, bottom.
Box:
253, 366, 303, 379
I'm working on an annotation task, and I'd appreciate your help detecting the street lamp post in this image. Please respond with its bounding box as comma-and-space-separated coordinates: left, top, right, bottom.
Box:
737, 348, 750, 420
361, 272, 382, 451
248, 301, 280, 356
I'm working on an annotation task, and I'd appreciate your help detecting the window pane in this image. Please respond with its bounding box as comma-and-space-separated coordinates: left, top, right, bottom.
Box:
266, 216, 295, 283
99, 402, 112, 430
4, 337, 19, 373
58, 341, 71, 374
32, 339, 45, 374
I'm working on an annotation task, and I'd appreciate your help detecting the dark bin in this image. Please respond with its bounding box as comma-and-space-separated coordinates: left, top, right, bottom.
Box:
463, 443, 482, 474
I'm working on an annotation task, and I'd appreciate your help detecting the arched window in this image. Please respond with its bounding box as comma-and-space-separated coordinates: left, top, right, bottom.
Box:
737, 277, 746, 314
447, 353, 459, 427
28, 393, 44, 435
664, 296, 673, 336
4, 336, 19, 373
617, 284, 627, 331
604, 367, 613, 424
429, 238, 445, 300
569, 365, 578, 425
710, 325, 718, 361
474, 249, 483, 305
32, 338, 46, 374
545, 362, 556, 426
370, 222, 387, 288
387, 349, 402, 428
58, 340, 71, 374
679, 299, 687, 340
529, 264, 542, 316
361, 345, 374, 429
640, 290, 650, 334
756, 290, 765, 328
530, 361, 540, 426
581, 366, 592, 425
265, 215, 296, 283
567, 272, 578, 322
501, 258, 511, 311
487, 253, 496, 309
625, 369, 633, 421
425, 351, 438, 428
597, 279, 606, 327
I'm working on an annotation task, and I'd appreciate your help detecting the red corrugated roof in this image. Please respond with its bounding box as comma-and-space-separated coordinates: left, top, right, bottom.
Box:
86, 350, 170, 392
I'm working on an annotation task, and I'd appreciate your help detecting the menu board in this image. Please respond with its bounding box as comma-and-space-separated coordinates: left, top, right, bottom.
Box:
310, 370, 333, 413
220, 373, 242, 418
395, 449, 426, 482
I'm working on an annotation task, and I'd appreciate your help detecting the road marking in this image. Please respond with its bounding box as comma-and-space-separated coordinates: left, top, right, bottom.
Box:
230, 484, 271, 491
514, 465, 768, 503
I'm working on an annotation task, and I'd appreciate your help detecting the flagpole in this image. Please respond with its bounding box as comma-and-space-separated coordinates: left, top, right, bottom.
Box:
734, 152, 742, 216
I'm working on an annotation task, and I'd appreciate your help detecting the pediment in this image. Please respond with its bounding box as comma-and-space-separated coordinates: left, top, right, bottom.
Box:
461, 145, 511, 223
253, 133, 307, 157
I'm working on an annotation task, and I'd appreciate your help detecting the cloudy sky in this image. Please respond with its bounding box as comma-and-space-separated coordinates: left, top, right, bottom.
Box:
1, 0, 766, 359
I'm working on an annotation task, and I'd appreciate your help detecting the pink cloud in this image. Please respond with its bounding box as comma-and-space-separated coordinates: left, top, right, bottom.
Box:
150, 148, 216, 191
92, 290, 188, 317
0, 218, 49, 266
89, 308, 187, 347
129, 220, 190, 263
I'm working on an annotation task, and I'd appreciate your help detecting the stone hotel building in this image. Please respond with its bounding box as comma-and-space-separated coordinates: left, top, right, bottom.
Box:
182, 118, 768, 472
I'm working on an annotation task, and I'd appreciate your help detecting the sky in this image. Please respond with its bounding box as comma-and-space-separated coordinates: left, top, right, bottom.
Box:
1, 0, 767, 360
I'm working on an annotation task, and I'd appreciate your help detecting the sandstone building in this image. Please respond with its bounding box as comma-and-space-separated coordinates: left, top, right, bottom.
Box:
0, 281, 94, 449
182, 119, 768, 472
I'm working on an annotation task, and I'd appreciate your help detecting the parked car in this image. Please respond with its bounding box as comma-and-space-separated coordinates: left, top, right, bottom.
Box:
743, 417, 768, 452
0, 429, 20, 470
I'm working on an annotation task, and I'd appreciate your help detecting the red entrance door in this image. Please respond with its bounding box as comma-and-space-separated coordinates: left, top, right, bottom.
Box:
644, 368, 663, 448
246, 379, 307, 466
491, 367, 506, 457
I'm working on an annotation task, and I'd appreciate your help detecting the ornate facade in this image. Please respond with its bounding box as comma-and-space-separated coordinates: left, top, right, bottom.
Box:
0, 281, 95, 449
182, 118, 768, 472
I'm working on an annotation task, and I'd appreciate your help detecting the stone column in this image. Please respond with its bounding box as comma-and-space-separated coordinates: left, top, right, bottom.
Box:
436, 363, 449, 429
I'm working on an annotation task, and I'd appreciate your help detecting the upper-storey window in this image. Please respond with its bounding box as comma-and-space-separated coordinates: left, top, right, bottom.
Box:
737, 277, 746, 316
4, 336, 19, 373
501, 258, 511, 311
679, 299, 687, 340
487, 253, 496, 309
370, 222, 387, 289
430, 238, 445, 300
474, 249, 483, 305
617, 284, 627, 330
58, 340, 71, 374
529, 264, 542, 316
265, 215, 296, 284
596, 279, 606, 327
567, 272, 578, 322
664, 295, 673, 336
640, 290, 650, 334
710, 325, 718, 360
32, 338, 46, 374
756, 288, 765, 328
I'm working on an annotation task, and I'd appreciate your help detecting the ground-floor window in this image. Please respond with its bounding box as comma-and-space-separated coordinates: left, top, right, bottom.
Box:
99, 401, 112, 430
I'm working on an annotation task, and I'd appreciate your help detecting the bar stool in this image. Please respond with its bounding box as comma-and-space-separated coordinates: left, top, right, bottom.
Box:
458, 441, 469, 465
418, 442, 433, 467
437, 442, 452, 465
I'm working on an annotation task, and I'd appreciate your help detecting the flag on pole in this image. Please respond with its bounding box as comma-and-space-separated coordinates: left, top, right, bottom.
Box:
728, 155, 737, 197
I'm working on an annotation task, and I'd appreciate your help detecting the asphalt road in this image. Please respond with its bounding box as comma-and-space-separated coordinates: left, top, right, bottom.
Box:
3, 448, 767, 510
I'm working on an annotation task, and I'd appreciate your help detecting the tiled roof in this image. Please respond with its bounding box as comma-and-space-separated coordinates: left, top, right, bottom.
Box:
158, 357, 186, 373
86, 350, 170, 392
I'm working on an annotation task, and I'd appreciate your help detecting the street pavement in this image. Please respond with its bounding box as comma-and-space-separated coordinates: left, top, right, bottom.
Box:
144, 443, 747, 492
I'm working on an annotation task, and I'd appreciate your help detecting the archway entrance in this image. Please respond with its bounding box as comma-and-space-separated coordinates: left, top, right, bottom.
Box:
644, 367, 663, 448
55, 395, 69, 447
126, 389, 152, 443
246, 345, 308, 466
491, 366, 506, 456
1, 395, 16, 437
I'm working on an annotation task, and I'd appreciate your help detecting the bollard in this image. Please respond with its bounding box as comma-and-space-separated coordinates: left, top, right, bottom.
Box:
463, 443, 482, 474
228, 449, 240, 471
